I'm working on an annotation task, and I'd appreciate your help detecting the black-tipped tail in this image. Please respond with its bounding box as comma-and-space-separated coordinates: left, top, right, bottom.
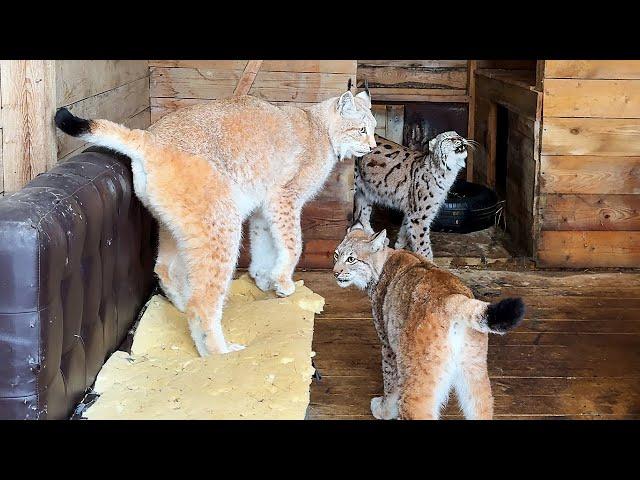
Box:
486, 297, 525, 333
55, 108, 93, 137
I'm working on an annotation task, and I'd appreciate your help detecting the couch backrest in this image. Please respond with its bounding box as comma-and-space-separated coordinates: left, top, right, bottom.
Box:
0, 147, 157, 419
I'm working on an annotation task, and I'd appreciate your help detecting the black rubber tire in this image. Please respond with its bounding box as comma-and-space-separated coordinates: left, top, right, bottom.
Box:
431, 181, 499, 234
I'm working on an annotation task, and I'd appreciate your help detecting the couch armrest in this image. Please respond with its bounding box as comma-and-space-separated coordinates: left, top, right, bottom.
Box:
0, 147, 157, 419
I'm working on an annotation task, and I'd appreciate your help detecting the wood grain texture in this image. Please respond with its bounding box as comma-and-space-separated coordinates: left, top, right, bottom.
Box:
233, 60, 263, 96
476, 72, 539, 119
544, 79, 640, 118
56, 76, 150, 158
537, 230, 640, 267
365, 88, 468, 103
540, 155, 640, 194
149, 60, 357, 74
56, 60, 149, 107
505, 112, 536, 254
357, 63, 467, 91
545, 60, 640, 79
1, 60, 57, 192
150, 67, 353, 103
467, 60, 477, 181
542, 118, 640, 156
541, 194, 640, 231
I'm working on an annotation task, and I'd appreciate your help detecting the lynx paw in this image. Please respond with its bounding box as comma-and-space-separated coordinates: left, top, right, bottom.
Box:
253, 274, 272, 293
274, 278, 296, 297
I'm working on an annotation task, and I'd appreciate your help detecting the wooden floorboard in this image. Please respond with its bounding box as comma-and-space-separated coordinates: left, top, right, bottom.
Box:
296, 269, 640, 420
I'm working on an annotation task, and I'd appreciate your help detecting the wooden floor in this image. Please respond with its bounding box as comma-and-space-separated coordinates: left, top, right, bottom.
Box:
297, 269, 640, 420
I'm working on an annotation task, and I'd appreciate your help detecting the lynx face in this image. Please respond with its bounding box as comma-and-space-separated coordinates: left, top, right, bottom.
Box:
428, 131, 469, 170
333, 226, 388, 289
330, 90, 377, 160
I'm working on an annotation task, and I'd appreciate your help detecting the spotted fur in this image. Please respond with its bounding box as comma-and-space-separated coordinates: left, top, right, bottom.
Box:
333, 227, 525, 420
353, 131, 469, 260
56, 90, 376, 357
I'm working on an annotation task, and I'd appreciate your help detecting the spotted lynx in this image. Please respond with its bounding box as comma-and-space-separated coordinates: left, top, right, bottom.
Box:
353, 131, 472, 260
55, 89, 376, 357
333, 227, 525, 419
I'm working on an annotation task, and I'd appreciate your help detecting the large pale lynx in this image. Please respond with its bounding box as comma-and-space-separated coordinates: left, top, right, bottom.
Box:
55, 89, 376, 357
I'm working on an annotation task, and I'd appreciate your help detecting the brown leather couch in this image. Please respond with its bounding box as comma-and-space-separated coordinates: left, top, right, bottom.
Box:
0, 147, 157, 419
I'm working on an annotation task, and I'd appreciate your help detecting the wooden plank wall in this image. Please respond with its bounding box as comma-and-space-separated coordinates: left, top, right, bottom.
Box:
0, 61, 150, 195
538, 61, 640, 267
356, 60, 469, 103
56, 61, 151, 161
0, 61, 57, 194
148, 61, 358, 269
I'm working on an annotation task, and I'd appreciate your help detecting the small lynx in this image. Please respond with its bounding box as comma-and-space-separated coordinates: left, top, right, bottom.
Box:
353, 131, 473, 260
333, 226, 525, 420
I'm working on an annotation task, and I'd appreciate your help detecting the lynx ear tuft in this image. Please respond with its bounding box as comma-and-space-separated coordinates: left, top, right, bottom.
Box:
347, 221, 364, 233
370, 229, 387, 252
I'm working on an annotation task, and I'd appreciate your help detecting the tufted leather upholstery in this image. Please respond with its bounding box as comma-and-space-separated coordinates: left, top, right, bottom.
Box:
0, 147, 157, 419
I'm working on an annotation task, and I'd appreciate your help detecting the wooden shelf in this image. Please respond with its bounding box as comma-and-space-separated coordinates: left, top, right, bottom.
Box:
476, 69, 538, 92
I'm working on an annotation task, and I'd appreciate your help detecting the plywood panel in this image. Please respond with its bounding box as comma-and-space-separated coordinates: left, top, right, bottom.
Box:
56, 60, 149, 107
545, 60, 640, 79
150, 67, 353, 103
541, 194, 640, 231
537, 231, 640, 268
57, 76, 150, 158
542, 118, 640, 156
1, 60, 57, 192
544, 79, 640, 118
540, 155, 640, 194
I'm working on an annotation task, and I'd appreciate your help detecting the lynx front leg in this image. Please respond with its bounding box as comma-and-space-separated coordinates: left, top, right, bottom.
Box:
371, 342, 400, 420
395, 216, 409, 250
405, 212, 434, 260
264, 196, 303, 297
248, 209, 277, 292
353, 189, 374, 234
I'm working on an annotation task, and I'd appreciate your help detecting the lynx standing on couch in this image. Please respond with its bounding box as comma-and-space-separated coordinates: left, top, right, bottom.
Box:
55, 89, 376, 357
333, 226, 525, 419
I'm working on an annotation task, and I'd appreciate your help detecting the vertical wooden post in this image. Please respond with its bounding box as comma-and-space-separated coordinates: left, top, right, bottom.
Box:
0, 60, 57, 193
466, 60, 477, 182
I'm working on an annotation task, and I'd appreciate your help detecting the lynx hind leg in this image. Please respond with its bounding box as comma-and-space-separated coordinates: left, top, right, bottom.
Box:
405, 212, 434, 260
397, 340, 453, 420
454, 334, 494, 420
183, 213, 245, 355
353, 189, 375, 234
264, 195, 303, 298
155, 225, 190, 311
248, 209, 277, 292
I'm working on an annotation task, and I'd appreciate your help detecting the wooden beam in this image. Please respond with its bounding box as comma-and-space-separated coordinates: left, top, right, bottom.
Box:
0, 60, 57, 192
233, 60, 263, 97
467, 60, 477, 181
